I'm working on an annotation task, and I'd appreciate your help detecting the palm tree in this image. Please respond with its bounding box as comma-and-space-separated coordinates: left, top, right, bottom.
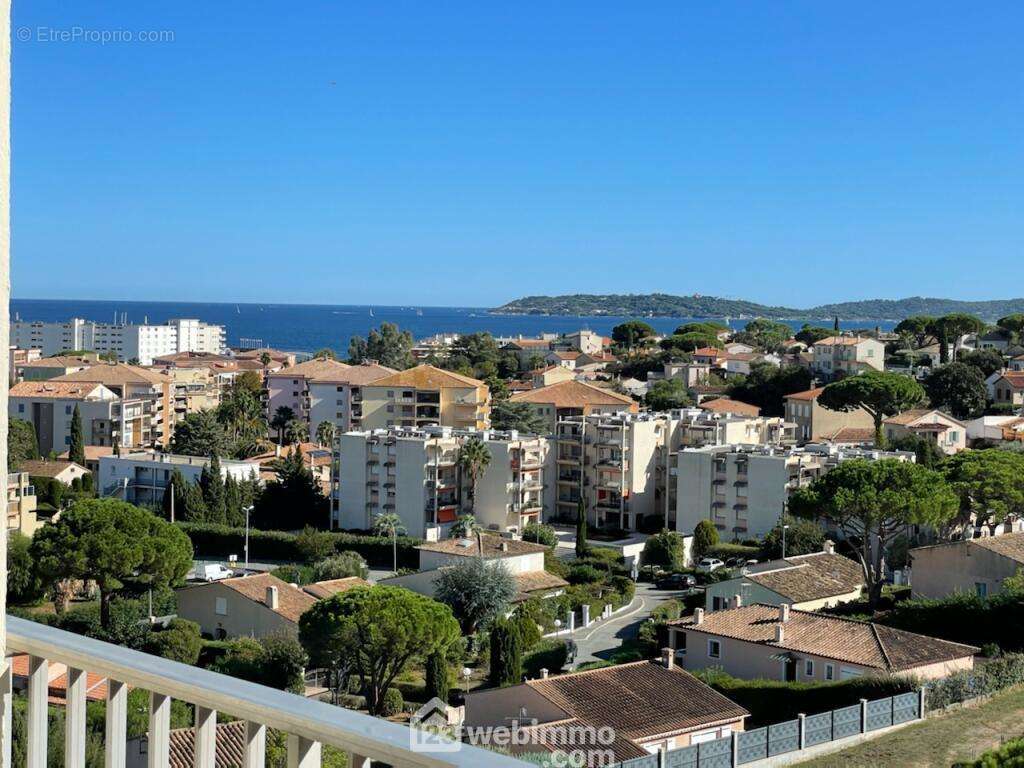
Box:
457, 437, 491, 514
271, 406, 295, 443
315, 420, 337, 447
260, 351, 272, 367
451, 514, 485, 557
373, 512, 407, 574
285, 418, 309, 446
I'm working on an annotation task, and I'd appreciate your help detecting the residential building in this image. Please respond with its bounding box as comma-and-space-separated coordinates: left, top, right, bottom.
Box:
910, 532, 1024, 600
784, 387, 876, 443
9, 654, 111, 706
502, 338, 555, 370
57, 445, 115, 475
380, 534, 567, 605
250, 442, 333, 495
1011, 354, 1024, 373
51, 363, 174, 446
151, 351, 275, 393
966, 414, 1024, 447
529, 365, 576, 389
550, 413, 666, 531
883, 409, 967, 454
697, 398, 762, 418
544, 350, 582, 369
464, 656, 748, 762
7, 472, 42, 537
560, 329, 605, 355
97, 451, 260, 507
991, 372, 1024, 408
9, 380, 134, 454
10, 318, 226, 365
176, 572, 368, 640
158, 366, 221, 421
703, 542, 863, 612
15, 353, 96, 381
670, 604, 977, 682
17, 458, 90, 488
810, 336, 885, 380
674, 443, 914, 539
8, 347, 40, 384
510, 380, 636, 434
660, 360, 712, 388
233, 347, 297, 368
306, 360, 396, 433
335, 426, 548, 536
358, 365, 490, 430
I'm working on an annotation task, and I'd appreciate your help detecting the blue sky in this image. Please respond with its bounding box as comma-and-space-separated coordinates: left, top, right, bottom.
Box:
12, 2, 1024, 307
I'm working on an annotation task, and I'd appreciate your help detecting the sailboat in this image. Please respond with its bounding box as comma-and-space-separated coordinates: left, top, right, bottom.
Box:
369, 308, 375, 317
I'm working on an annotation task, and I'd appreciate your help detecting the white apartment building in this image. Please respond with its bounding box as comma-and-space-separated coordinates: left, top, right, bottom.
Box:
810, 336, 885, 381
98, 451, 260, 507
11, 318, 226, 365
675, 443, 914, 539
335, 426, 547, 538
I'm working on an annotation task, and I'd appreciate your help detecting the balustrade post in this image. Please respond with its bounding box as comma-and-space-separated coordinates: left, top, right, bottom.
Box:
194, 706, 216, 768
148, 692, 171, 768
105, 680, 127, 768
26, 656, 47, 768
243, 721, 266, 768
288, 735, 322, 767
65, 667, 87, 767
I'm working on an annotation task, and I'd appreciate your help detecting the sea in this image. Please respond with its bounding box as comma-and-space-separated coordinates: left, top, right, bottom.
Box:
9, 298, 897, 356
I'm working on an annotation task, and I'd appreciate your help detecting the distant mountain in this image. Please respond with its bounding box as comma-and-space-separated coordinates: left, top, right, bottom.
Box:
491, 294, 1024, 322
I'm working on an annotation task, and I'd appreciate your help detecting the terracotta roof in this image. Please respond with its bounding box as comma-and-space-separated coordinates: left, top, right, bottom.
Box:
692, 347, 724, 357
524, 661, 748, 759
822, 427, 876, 443
785, 386, 826, 402
884, 409, 965, 428
17, 459, 88, 479
10, 655, 112, 705
971, 532, 1024, 564
504, 339, 552, 349
214, 573, 316, 624
58, 445, 116, 461
266, 357, 351, 380
550, 351, 582, 360
301, 577, 371, 600
19, 355, 97, 368
996, 373, 1024, 390
329, 362, 399, 385
746, 553, 864, 603
9, 380, 106, 400
510, 380, 635, 409
418, 534, 549, 559
53, 363, 170, 386
815, 336, 874, 346
698, 398, 762, 417
514, 571, 569, 600
673, 604, 977, 672
235, 347, 291, 360
368, 364, 484, 390
166, 720, 247, 768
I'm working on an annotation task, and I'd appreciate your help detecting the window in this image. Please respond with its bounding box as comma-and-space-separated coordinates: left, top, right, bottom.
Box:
215, 597, 228, 616
65, 405, 72, 415
825, 663, 834, 681
975, 582, 988, 598
17, 404, 23, 413
708, 639, 721, 659
804, 660, 814, 677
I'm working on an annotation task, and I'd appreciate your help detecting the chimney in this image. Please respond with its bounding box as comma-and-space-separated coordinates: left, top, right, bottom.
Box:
661, 648, 675, 670
779, 604, 790, 622
265, 586, 279, 610
539, 668, 549, 679
775, 623, 785, 643
733, 594, 743, 609
823, 540, 835, 555
500, 541, 509, 553
693, 608, 705, 625
275, 444, 281, 458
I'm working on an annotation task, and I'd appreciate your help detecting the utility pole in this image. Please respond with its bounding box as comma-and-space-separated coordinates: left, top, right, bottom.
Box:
169, 480, 174, 523
243, 505, 254, 572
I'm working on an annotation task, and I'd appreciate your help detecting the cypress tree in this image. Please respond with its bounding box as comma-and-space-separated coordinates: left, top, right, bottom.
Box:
224, 473, 243, 527
200, 455, 227, 524
69, 404, 86, 466
575, 498, 588, 558
425, 651, 450, 703
489, 618, 523, 688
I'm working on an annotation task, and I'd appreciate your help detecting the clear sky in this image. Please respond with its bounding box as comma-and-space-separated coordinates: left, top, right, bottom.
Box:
12, 2, 1024, 307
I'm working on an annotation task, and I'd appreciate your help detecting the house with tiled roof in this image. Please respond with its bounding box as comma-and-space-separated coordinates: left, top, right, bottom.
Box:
359, 364, 490, 431
16, 458, 90, 487
784, 386, 875, 443
670, 604, 977, 683
910, 531, 1024, 600
464, 655, 749, 763
510, 380, 636, 433
10, 654, 115, 707
175, 572, 370, 640
991, 372, 1024, 409
16, 354, 98, 381
697, 397, 761, 418
127, 720, 247, 768
502, 338, 555, 370
883, 408, 967, 454
811, 336, 885, 380
703, 542, 864, 613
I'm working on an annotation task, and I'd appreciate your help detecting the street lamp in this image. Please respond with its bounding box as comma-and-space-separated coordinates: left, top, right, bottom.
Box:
461, 667, 472, 698
553, 618, 562, 636
781, 524, 790, 560
243, 505, 254, 572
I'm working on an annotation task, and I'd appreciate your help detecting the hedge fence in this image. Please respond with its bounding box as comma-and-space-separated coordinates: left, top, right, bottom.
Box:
177, 522, 421, 569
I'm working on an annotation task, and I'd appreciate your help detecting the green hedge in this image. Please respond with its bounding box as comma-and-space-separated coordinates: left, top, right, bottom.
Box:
176, 522, 421, 568
706, 543, 759, 560
926, 653, 1024, 711
523, 639, 570, 678
877, 591, 1024, 651
694, 668, 914, 729
956, 735, 1024, 767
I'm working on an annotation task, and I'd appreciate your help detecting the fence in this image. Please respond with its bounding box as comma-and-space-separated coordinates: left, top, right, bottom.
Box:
614, 690, 924, 768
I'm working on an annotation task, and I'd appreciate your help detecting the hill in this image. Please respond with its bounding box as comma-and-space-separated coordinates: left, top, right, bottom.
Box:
491, 294, 1024, 322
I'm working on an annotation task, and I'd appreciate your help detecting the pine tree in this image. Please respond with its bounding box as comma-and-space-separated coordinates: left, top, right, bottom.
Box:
425, 651, 450, 703
200, 456, 227, 524
488, 618, 523, 687
162, 468, 190, 521
69, 404, 86, 466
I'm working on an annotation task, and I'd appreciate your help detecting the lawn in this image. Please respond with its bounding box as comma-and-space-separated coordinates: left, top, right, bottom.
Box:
796, 685, 1024, 768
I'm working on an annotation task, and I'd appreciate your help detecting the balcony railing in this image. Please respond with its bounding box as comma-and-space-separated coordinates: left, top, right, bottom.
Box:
3, 615, 526, 768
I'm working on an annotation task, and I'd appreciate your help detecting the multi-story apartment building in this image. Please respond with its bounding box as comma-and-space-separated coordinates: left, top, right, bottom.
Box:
335, 426, 547, 537
810, 336, 885, 381
7, 471, 42, 537
161, 367, 221, 422
675, 444, 914, 539
358, 365, 490, 430
784, 386, 876, 443
9, 380, 156, 454
15, 354, 97, 382
264, 358, 396, 434
510, 379, 637, 434
51, 364, 173, 446
549, 413, 666, 531
98, 452, 260, 507
10, 318, 227, 365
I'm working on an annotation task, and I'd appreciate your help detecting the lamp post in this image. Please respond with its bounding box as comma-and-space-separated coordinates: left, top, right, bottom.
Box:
782, 524, 790, 560
462, 667, 472, 698
243, 505, 254, 572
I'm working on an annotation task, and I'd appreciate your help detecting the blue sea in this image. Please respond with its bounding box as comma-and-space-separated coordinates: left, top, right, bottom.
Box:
10, 299, 896, 355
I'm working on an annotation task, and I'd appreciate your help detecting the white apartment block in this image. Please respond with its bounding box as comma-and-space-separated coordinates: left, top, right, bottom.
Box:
335, 426, 547, 538
675, 443, 914, 539
810, 336, 885, 381
98, 452, 260, 507
11, 318, 226, 365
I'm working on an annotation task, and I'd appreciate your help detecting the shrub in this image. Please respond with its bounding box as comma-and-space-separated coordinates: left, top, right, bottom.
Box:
926, 653, 1024, 711
312, 551, 369, 581
960, 736, 1024, 767
523, 639, 569, 679
145, 619, 202, 666
878, 591, 1024, 651
514, 600, 544, 650
693, 520, 719, 560
567, 564, 603, 585
706, 542, 760, 561
380, 687, 404, 717
270, 564, 313, 585
489, 618, 523, 687
522, 522, 558, 549
641, 530, 687, 571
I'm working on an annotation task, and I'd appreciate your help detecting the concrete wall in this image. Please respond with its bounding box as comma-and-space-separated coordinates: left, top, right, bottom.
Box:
911, 542, 1018, 600
176, 582, 297, 639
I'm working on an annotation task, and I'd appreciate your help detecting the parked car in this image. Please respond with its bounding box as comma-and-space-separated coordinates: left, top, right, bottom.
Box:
202, 564, 234, 582
655, 573, 697, 590
695, 558, 725, 574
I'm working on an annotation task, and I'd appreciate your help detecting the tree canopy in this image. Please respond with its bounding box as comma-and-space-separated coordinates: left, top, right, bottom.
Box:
819, 371, 925, 446
645, 379, 692, 411
611, 321, 655, 351
490, 400, 548, 434
348, 322, 414, 369
69, 404, 86, 466
794, 325, 834, 346
733, 318, 792, 351
940, 450, 1024, 529
728, 363, 812, 416
8, 418, 39, 470
692, 520, 719, 560
169, 410, 230, 457
923, 362, 987, 419
433, 557, 516, 634
958, 348, 1006, 379
760, 516, 826, 560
